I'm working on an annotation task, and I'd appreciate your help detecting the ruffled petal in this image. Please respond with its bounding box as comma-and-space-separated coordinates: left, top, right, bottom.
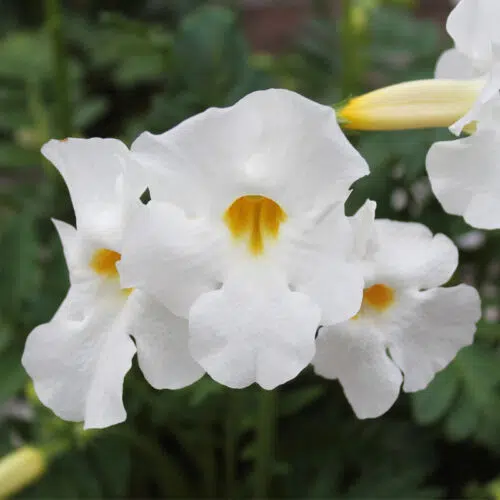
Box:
427, 130, 500, 229
314, 323, 402, 419
446, 0, 496, 65
42, 138, 143, 246
118, 201, 225, 317
188, 265, 321, 389
388, 285, 481, 392
367, 220, 458, 289
128, 291, 204, 389
22, 285, 136, 429
132, 89, 368, 217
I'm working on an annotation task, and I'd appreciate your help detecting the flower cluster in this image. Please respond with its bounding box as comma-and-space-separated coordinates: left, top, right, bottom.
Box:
22, 89, 481, 429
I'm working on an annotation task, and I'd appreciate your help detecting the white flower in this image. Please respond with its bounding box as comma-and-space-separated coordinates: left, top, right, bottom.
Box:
427, 37, 500, 230
119, 89, 369, 390
313, 202, 481, 419
22, 138, 203, 429
443, 0, 500, 134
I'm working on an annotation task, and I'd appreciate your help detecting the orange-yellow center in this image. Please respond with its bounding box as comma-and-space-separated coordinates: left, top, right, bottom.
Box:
90, 249, 122, 277
352, 284, 395, 320
90, 248, 132, 295
362, 284, 395, 311
224, 195, 287, 256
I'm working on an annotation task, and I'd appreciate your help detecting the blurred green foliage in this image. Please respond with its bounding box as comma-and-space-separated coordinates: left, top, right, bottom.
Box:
0, 0, 499, 498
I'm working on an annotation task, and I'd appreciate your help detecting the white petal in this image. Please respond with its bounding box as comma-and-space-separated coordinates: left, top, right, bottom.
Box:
297, 258, 364, 325
118, 201, 224, 317
188, 265, 321, 389
286, 203, 364, 324
367, 220, 458, 289
128, 291, 204, 389
388, 285, 481, 392
52, 219, 97, 284
132, 89, 368, 216
42, 138, 143, 245
349, 199, 377, 259
22, 287, 136, 429
450, 62, 500, 134
314, 323, 402, 419
435, 48, 478, 80
446, 0, 496, 65
427, 130, 500, 229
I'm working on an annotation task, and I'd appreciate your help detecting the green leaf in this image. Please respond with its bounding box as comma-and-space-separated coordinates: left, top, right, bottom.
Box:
411, 365, 459, 425
0, 346, 28, 404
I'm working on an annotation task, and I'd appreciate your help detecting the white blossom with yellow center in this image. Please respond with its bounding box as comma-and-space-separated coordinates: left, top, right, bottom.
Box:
22, 138, 203, 429
313, 202, 481, 419
119, 89, 369, 389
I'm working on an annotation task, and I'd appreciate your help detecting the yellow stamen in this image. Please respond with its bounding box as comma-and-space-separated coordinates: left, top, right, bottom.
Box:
224, 195, 287, 256
338, 79, 483, 131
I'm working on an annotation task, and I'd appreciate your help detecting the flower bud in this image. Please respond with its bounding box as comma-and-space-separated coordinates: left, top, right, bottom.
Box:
338, 79, 483, 131
0, 446, 46, 497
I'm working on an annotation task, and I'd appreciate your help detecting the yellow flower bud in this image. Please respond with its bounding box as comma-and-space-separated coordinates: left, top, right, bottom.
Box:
0, 446, 46, 498
338, 79, 483, 131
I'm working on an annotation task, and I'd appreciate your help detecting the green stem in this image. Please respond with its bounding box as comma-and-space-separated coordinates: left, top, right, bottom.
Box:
254, 389, 277, 499
225, 390, 238, 499
340, 0, 362, 99
44, 0, 71, 137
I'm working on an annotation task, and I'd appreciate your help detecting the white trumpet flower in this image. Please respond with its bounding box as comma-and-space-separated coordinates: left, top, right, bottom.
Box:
119, 89, 369, 390
313, 202, 481, 419
22, 138, 203, 429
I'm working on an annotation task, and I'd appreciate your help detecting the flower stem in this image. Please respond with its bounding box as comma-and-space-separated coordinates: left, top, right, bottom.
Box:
225, 389, 239, 499
254, 389, 277, 499
44, 0, 72, 137
340, 0, 365, 99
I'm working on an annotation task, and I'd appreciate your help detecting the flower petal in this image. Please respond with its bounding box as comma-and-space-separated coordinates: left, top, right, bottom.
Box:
188, 265, 321, 389
427, 130, 500, 229
388, 285, 481, 392
42, 138, 143, 245
314, 323, 402, 419
367, 220, 458, 289
435, 48, 478, 80
118, 201, 224, 317
286, 203, 365, 325
450, 62, 500, 134
447, 0, 500, 66
22, 286, 136, 429
128, 291, 204, 389
132, 89, 368, 216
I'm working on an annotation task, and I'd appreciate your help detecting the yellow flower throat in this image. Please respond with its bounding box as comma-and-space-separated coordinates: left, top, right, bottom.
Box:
90, 248, 132, 295
224, 195, 287, 256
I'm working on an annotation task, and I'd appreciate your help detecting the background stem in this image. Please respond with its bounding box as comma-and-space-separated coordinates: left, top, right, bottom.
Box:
254, 389, 277, 499
44, 0, 72, 137
225, 390, 238, 499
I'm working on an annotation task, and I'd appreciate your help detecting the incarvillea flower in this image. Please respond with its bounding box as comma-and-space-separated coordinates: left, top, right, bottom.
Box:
22, 89, 482, 427
22, 138, 203, 429
314, 201, 481, 418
